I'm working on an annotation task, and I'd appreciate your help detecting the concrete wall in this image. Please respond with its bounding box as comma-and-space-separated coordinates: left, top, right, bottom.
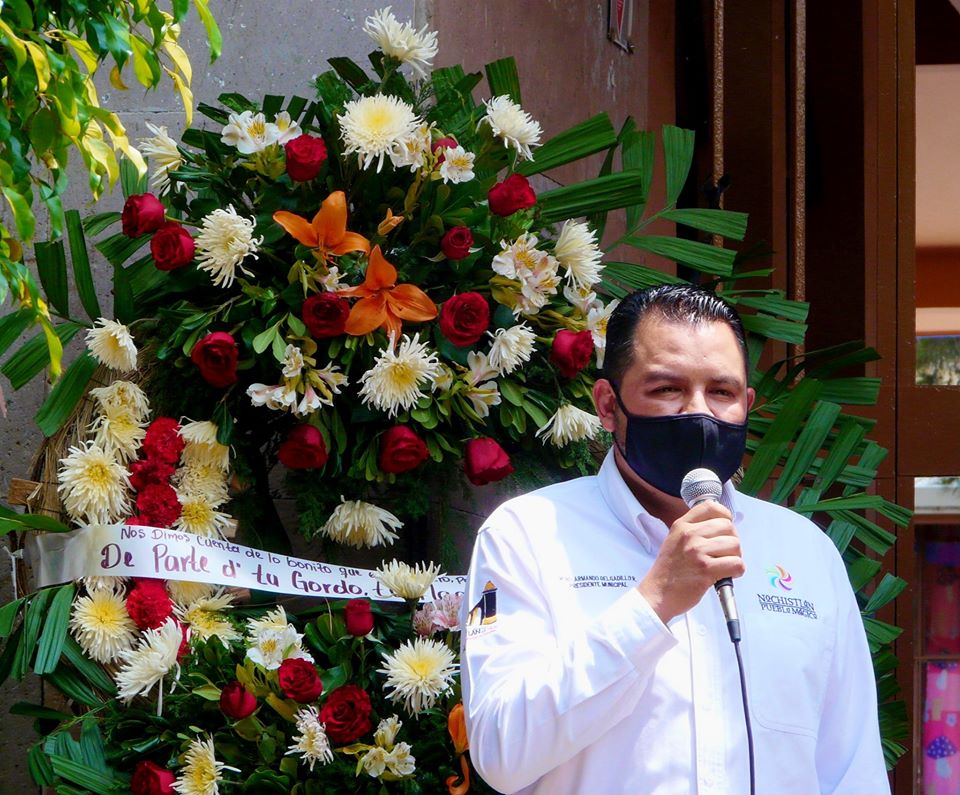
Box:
0, 3, 412, 790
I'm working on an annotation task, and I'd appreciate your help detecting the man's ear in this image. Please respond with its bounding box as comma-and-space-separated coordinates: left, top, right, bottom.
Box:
593, 378, 618, 433
746, 386, 756, 411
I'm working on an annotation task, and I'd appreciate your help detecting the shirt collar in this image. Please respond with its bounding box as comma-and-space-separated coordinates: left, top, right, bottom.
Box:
596, 449, 741, 554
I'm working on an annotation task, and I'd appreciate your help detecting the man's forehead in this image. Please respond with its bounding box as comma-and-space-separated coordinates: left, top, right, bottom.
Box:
626, 315, 747, 373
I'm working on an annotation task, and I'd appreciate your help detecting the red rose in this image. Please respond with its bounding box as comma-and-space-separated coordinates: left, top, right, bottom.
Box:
302, 293, 350, 338
143, 418, 185, 465
135, 482, 181, 528
440, 226, 473, 260
379, 426, 429, 474
191, 332, 239, 389
464, 437, 514, 486
219, 681, 258, 719
278, 425, 328, 469
130, 760, 176, 795
431, 136, 458, 161
285, 134, 328, 182
278, 657, 324, 703
488, 173, 536, 216
319, 684, 373, 745
129, 458, 177, 492
439, 292, 490, 347
126, 579, 173, 630
150, 222, 195, 271
122, 193, 166, 238
550, 329, 595, 378
344, 599, 374, 637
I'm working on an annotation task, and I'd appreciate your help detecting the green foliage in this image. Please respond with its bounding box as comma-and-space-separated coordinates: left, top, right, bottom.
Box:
0, 0, 221, 377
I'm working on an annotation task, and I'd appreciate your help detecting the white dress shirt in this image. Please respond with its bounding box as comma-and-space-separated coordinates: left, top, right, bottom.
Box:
460, 451, 889, 794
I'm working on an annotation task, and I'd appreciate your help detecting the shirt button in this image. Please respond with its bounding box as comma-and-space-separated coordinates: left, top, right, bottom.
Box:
697, 624, 707, 636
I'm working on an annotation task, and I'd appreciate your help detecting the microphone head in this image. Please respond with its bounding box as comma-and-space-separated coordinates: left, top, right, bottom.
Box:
680, 468, 723, 507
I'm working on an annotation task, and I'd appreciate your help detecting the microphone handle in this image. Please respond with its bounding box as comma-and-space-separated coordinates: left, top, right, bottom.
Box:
688, 493, 743, 643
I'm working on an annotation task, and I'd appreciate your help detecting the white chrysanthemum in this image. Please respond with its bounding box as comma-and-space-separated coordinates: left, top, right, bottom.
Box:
480, 95, 542, 161
90, 404, 146, 463
363, 6, 438, 79
176, 593, 239, 644
86, 318, 138, 372
554, 220, 604, 290
379, 637, 456, 715
487, 324, 537, 375
175, 462, 229, 506
374, 715, 402, 750
586, 298, 619, 368
174, 491, 232, 538
536, 404, 604, 447
438, 145, 475, 184
286, 706, 333, 771
359, 334, 441, 418
338, 95, 422, 172
81, 575, 128, 592
245, 606, 290, 634
195, 206, 262, 288
89, 380, 151, 423
69, 587, 138, 663
168, 580, 216, 607
375, 559, 441, 600
58, 441, 131, 524
321, 498, 402, 549
282, 344, 305, 379
172, 735, 236, 795
246, 623, 312, 670
221, 110, 281, 154
180, 421, 231, 471
139, 122, 182, 193
115, 618, 182, 703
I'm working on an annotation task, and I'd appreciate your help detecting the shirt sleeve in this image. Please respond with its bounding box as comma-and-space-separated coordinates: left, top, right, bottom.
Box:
814, 547, 891, 794
460, 506, 677, 794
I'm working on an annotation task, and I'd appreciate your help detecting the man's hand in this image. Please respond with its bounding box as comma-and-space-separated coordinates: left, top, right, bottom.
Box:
636, 501, 745, 624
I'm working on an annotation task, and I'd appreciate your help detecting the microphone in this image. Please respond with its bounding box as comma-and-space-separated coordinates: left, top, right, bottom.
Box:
680, 468, 741, 643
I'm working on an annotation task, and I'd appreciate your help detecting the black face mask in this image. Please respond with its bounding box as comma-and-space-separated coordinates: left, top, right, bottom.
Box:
611, 385, 747, 498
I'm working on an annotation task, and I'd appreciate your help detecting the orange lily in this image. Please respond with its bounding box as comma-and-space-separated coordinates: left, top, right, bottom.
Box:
445, 703, 471, 795
273, 191, 370, 262
339, 245, 437, 339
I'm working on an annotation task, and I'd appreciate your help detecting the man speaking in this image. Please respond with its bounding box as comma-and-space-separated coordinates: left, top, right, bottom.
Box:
460, 285, 888, 794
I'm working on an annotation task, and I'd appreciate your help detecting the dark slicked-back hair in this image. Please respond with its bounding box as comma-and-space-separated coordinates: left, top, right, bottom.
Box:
602, 284, 748, 384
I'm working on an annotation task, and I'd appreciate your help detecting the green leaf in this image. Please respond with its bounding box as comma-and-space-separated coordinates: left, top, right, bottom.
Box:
863, 617, 902, 652
0, 597, 24, 638
729, 293, 809, 322
817, 377, 882, 406
812, 420, 865, 493
485, 57, 521, 103
864, 573, 908, 614
327, 57, 370, 92
1, 322, 83, 390
739, 313, 808, 345
661, 125, 695, 206
34, 351, 97, 436
2, 186, 34, 242
33, 584, 74, 675
119, 157, 147, 198
538, 171, 648, 224
847, 556, 882, 591
18, 588, 54, 680
34, 240, 70, 317
82, 211, 121, 238
626, 235, 736, 277
661, 207, 749, 241
27, 743, 55, 787
192, 0, 222, 61
622, 129, 655, 229
43, 666, 102, 707
769, 401, 842, 503
48, 754, 114, 791
741, 378, 821, 494
601, 261, 681, 297
0, 309, 34, 358
66, 210, 102, 321
62, 636, 116, 695
517, 114, 616, 177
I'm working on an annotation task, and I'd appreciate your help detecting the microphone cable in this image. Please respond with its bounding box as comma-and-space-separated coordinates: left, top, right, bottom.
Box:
680, 469, 756, 795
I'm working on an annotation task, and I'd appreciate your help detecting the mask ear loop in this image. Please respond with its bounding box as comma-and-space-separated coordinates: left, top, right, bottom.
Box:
605, 380, 634, 462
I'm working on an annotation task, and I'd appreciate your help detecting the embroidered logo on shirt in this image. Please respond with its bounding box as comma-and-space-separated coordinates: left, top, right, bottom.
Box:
766, 564, 793, 590
559, 574, 636, 590
756, 593, 818, 619
466, 581, 498, 639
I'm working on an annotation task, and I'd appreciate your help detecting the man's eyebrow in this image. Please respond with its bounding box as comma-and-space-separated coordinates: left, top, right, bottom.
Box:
638, 370, 745, 388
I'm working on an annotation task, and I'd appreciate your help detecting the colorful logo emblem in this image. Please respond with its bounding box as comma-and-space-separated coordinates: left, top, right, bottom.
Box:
466, 581, 498, 639
767, 565, 793, 590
